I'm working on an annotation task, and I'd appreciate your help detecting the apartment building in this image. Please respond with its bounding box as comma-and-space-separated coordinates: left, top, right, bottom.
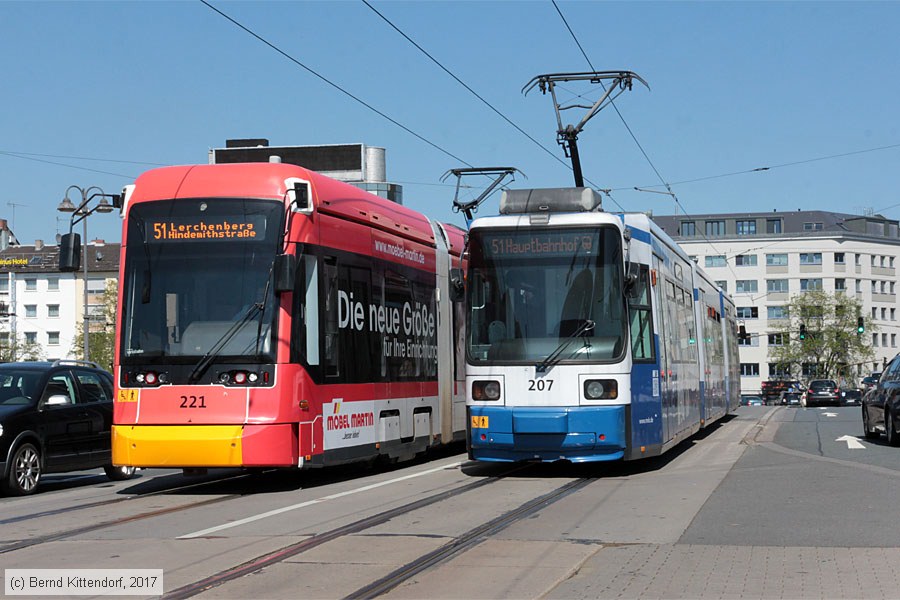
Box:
0, 238, 119, 361
652, 210, 900, 393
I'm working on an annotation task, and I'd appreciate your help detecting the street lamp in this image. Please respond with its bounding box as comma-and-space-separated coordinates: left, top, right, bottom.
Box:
57, 186, 119, 363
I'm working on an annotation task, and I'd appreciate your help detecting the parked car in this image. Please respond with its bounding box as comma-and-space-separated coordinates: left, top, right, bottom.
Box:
780, 391, 802, 406
840, 388, 863, 406
863, 356, 900, 445
804, 379, 840, 407
0, 361, 135, 496
862, 372, 882, 391
741, 395, 764, 406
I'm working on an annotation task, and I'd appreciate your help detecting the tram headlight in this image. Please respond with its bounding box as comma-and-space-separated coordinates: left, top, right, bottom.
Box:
472, 380, 501, 401
584, 379, 618, 400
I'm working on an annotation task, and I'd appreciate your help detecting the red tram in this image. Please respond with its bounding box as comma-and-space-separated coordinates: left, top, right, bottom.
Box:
112, 162, 466, 470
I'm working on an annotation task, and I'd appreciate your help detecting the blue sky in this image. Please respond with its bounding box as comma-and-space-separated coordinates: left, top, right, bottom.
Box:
3, 1, 899, 246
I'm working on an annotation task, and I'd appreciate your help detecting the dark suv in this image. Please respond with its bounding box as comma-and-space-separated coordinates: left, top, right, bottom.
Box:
805, 379, 840, 407
0, 360, 135, 495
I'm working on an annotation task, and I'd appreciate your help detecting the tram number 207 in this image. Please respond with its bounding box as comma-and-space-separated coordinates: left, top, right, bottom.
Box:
528, 380, 553, 391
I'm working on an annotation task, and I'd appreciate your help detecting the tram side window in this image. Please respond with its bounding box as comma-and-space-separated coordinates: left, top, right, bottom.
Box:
322, 257, 341, 378
629, 265, 654, 362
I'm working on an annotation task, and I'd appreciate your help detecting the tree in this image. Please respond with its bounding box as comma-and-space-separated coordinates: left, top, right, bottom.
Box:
0, 332, 46, 362
768, 290, 874, 382
71, 279, 117, 370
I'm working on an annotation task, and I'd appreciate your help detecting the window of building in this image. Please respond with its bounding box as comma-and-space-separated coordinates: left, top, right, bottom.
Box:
738, 336, 757, 347
767, 306, 788, 319
705, 255, 727, 268
882, 308, 888, 321
705, 220, 725, 236
740, 363, 760, 376
873, 307, 878, 320
24, 278, 37, 291
680, 221, 696, 236
803, 222, 823, 231
882, 281, 888, 293
835, 279, 845, 291
891, 257, 896, 268
872, 281, 878, 293
48, 332, 59, 346
855, 254, 862, 266
882, 256, 887, 267
735, 254, 757, 267
768, 333, 786, 346
766, 219, 782, 234
767, 279, 789, 293
802, 363, 824, 378
873, 333, 878, 347
834, 252, 845, 264
735, 280, 758, 293
24, 332, 36, 344
769, 363, 791, 378
872, 255, 877, 267
48, 304, 60, 318
736, 220, 756, 235
800, 279, 822, 291
766, 253, 788, 266
715, 280, 727, 292
688, 255, 698, 263
87, 278, 106, 294
892, 308, 896, 321
736, 307, 758, 319
892, 282, 896, 294
0, 279, 8, 293
24, 305, 36, 318
800, 253, 822, 265
856, 279, 862, 293
883, 333, 889, 347
47, 277, 59, 291
893, 334, 897, 348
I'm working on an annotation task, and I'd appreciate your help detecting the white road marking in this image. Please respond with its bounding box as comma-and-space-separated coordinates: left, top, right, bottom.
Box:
822, 412, 838, 417
836, 435, 865, 449
178, 460, 463, 539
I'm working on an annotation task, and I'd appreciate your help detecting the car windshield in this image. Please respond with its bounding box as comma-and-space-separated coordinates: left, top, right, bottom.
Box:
811, 380, 836, 389
0, 371, 42, 405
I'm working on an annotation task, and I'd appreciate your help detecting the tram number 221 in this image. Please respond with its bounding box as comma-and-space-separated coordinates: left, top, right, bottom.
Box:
180, 395, 207, 408
528, 380, 553, 391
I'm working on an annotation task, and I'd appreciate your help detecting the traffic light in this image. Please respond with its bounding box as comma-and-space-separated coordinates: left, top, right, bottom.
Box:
857, 316, 865, 334
799, 323, 806, 340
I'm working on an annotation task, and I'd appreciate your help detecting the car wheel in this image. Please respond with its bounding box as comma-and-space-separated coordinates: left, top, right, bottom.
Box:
103, 465, 136, 481
2, 442, 41, 496
863, 406, 880, 440
887, 410, 900, 447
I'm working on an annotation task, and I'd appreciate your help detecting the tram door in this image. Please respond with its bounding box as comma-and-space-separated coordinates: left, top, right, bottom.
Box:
652, 255, 671, 443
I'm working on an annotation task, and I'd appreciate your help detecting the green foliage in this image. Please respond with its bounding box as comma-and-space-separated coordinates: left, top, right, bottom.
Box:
768, 290, 874, 381
0, 333, 46, 362
71, 280, 117, 370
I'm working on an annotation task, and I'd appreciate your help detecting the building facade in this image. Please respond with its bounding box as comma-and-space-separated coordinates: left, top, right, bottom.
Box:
0, 238, 119, 362
652, 210, 900, 393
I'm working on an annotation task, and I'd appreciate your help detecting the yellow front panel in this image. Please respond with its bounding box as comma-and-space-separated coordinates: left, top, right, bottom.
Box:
112, 425, 244, 467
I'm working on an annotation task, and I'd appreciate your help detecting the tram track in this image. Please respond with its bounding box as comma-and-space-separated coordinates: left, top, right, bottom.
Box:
0, 470, 257, 526
162, 470, 595, 600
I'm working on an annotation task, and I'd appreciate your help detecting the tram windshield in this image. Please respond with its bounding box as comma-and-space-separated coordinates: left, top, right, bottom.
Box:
466, 226, 627, 364
120, 198, 284, 365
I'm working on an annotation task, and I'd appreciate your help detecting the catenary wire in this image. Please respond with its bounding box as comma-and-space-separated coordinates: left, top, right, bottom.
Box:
199, 0, 473, 169
359, 0, 625, 211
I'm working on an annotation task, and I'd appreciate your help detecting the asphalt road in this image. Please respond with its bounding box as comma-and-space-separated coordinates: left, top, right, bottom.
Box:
4, 405, 900, 599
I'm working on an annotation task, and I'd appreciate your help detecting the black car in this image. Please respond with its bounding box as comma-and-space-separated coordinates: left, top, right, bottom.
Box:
863, 355, 900, 445
780, 391, 802, 406
804, 379, 840, 407
0, 360, 135, 495
841, 388, 863, 406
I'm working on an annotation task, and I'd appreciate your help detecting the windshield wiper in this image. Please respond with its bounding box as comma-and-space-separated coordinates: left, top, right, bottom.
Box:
188, 302, 264, 383
535, 320, 595, 373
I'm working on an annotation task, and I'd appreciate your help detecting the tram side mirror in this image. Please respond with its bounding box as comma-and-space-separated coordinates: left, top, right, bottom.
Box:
291, 181, 310, 211
274, 254, 296, 293
449, 268, 465, 302
59, 233, 81, 272
624, 262, 641, 298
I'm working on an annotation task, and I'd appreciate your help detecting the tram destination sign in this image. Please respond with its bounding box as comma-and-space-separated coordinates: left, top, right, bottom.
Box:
481, 230, 597, 258
147, 215, 267, 242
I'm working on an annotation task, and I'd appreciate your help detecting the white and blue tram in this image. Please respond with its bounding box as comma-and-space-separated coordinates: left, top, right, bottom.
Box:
463, 188, 741, 462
